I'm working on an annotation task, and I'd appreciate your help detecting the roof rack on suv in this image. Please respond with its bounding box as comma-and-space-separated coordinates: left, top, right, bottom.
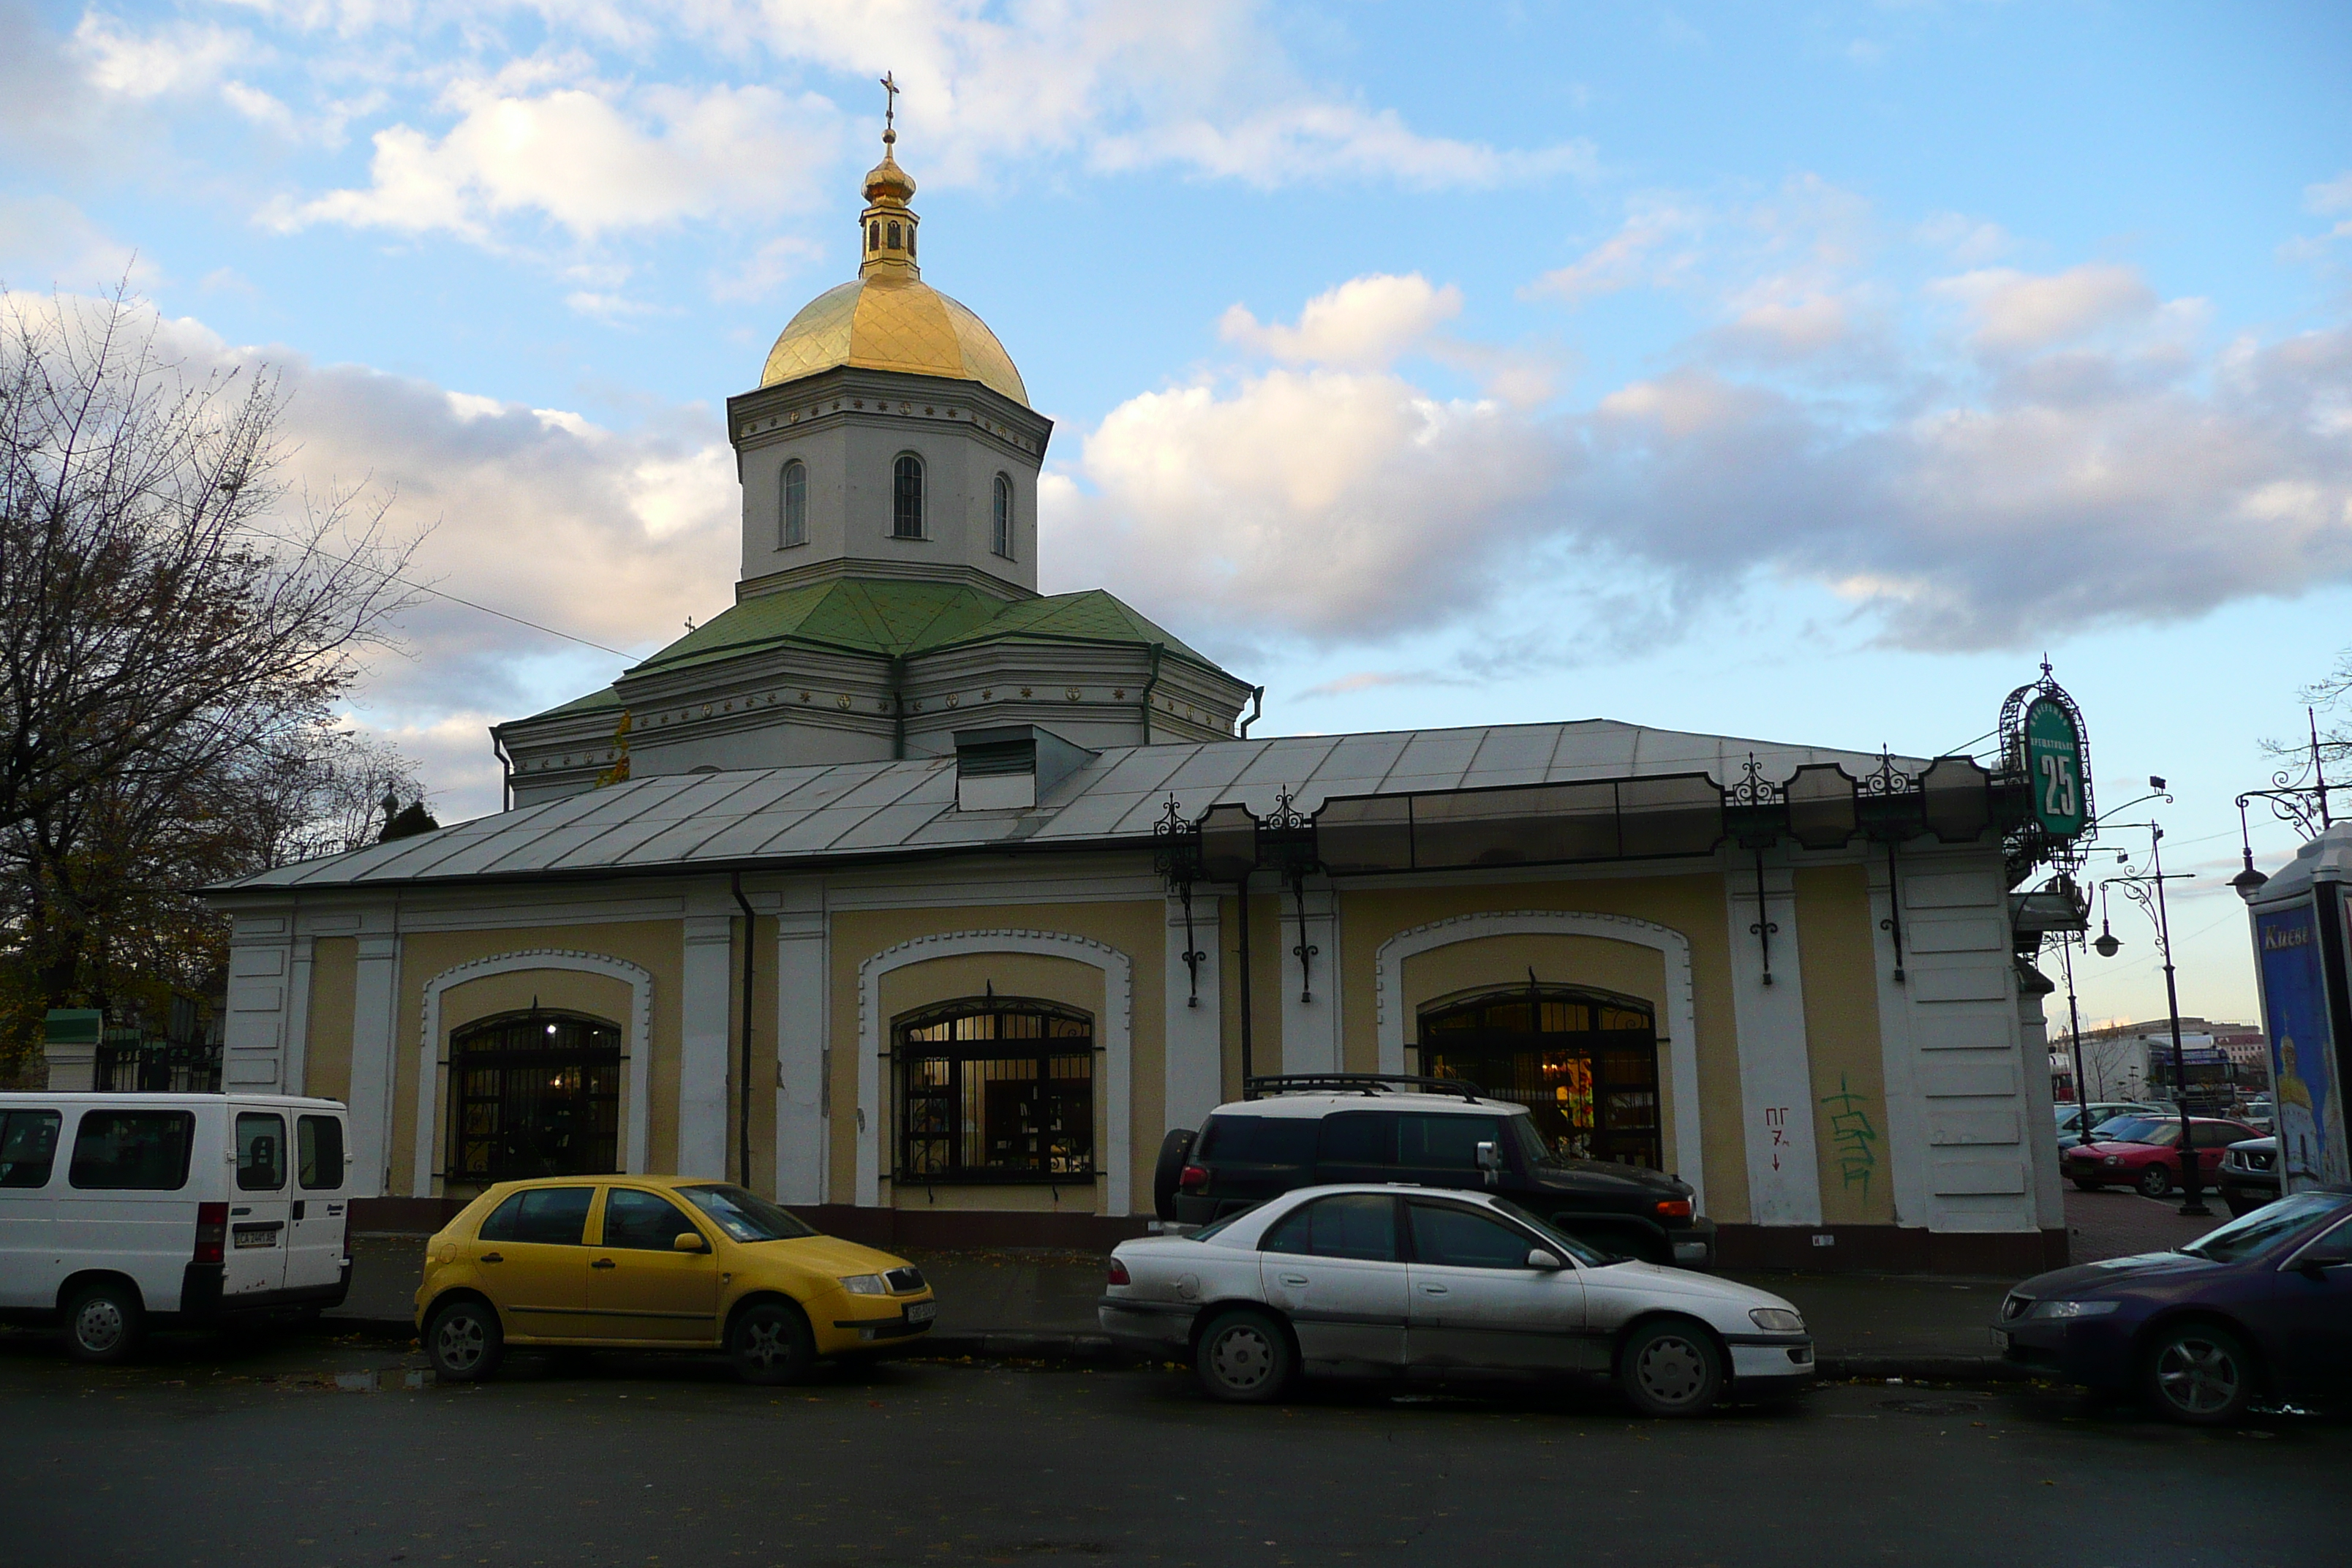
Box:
1243, 1072, 1488, 1103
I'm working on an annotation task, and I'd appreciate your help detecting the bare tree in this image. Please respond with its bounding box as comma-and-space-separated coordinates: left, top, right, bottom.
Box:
0, 284, 422, 1066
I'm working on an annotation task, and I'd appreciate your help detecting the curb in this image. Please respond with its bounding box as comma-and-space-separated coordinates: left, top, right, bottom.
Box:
314, 1319, 2028, 1384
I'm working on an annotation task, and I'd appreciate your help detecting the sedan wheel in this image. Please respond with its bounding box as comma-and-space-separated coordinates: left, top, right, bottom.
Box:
1619, 1318, 1725, 1418
2136, 1164, 2173, 1198
730, 1300, 815, 1386
1194, 1310, 1294, 1404
426, 1300, 503, 1382
2145, 1322, 2255, 1425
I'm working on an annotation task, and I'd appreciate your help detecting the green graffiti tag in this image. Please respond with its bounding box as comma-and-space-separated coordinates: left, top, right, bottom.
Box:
1820, 1074, 1880, 1202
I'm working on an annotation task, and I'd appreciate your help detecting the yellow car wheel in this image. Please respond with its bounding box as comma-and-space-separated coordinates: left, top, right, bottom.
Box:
729, 1300, 815, 1386
427, 1299, 503, 1382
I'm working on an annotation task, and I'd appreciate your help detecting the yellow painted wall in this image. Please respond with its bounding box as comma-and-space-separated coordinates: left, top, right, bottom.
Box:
1796, 865, 1898, 1224
827, 900, 1166, 1215
302, 938, 356, 1104
1335, 875, 1749, 1223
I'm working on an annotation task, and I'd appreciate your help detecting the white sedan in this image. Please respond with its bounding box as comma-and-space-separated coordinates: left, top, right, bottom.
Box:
1100, 1184, 1814, 1416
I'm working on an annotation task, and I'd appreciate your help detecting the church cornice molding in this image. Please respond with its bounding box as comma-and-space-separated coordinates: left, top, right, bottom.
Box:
736, 557, 1038, 605
727, 366, 1052, 462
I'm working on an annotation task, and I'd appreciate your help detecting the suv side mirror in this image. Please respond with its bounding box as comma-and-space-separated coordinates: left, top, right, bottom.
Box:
673, 1231, 708, 1253
1474, 1140, 1501, 1187
1526, 1248, 1564, 1271
2296, 1248, 2348, 1278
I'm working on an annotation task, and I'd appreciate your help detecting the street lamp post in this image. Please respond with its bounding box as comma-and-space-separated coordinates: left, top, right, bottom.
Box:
2096, 819, 2210, 1216
2053, 928, 2093, 1145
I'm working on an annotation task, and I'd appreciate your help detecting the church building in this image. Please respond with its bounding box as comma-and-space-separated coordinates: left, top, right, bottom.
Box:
193, 116, 2078, 1273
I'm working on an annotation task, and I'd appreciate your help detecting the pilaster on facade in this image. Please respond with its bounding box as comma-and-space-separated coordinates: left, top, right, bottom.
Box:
773, 881, 831, 1206
1724, 851, 1824, 1227
347, 921, 402, 1197
284, 935, 316, 1097
1164, 892, 1223, 1133
678, 908, 738, 1180
1278, 881, 1341, 1077
225, 910, 295, 1092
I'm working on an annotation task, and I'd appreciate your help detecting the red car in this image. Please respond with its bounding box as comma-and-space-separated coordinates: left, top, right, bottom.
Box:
2064, 1116, 2260, 1198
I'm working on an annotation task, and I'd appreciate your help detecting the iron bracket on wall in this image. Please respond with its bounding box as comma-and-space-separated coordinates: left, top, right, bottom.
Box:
1153, 796, 1207, 1007
1729, 754, 1784, 986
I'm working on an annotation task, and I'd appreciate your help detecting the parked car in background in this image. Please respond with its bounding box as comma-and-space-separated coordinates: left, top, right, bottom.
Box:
2219, 1137, 2282, 1218
414, 1175, 935, 1384
0, 1092, 353, 1363
1104, 1183, 1812, 1417
2239, 1099, 2276, 1136
2054, 1101, 2166, 1140
1992, 1186, 2352, 1423
1156, 1075, 1713, 1267
2062, 1116, 2261, 1197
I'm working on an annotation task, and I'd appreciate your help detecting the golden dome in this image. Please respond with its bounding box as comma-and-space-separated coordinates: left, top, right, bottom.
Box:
758, 105, 1028, 407
759, 275, 1029, 407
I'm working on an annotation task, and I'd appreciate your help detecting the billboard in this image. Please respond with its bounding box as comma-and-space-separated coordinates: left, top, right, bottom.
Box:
2254, 901, 2348, 1190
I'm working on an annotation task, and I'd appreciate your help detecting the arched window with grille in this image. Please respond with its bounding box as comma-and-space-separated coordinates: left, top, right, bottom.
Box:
867, 220, 879, 252
891, 453, 924, 538
448, 1009, 622, 1184
780, 459, 807, 547
886, 219, 901, 249
991, 472, 1014, 559
895, 998, 1094, 1181
1414, 986, 1660, 1169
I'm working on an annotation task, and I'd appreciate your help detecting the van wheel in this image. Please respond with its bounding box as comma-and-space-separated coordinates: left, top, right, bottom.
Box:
63, 1281, 143, 1365
730, 1300, 815, 1386
1619, 1318, 1725, 1418
426, 1300, 503, 1382
1152, 1128, 1196, 1221
1194, 1310, 1293, 1403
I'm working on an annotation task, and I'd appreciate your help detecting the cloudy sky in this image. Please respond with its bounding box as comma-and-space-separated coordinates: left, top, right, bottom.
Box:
4, 1, 2348, 1030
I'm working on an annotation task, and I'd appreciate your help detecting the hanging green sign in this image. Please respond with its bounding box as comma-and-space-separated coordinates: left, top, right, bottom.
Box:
2024, 697, 2087, 837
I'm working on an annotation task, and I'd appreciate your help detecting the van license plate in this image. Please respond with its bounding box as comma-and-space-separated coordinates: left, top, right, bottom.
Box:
234, 1229, 278, 1248
905, 1302, 938, 1325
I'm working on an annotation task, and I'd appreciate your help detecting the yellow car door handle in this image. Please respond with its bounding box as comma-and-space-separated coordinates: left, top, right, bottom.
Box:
591, 1258, 617, 1270
480, 1253, 504, 1264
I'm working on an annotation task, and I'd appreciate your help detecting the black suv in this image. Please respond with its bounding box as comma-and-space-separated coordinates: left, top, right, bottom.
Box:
1154, 1075, 1714, 1267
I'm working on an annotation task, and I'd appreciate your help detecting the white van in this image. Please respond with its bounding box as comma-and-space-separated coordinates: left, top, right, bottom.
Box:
0, 1093, 353, 1362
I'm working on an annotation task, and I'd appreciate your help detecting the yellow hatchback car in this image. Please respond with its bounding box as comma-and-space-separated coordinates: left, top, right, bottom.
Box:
413, 1176, 937, 1384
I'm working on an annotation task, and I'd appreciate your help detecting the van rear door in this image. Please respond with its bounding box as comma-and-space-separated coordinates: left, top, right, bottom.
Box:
225, 1109, 292, 1299
0, 1108, 64, 1309
286, 1113, 350, 1293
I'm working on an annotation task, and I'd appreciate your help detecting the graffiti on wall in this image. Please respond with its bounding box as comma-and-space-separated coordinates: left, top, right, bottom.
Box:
1820, 1074, 1880, 1202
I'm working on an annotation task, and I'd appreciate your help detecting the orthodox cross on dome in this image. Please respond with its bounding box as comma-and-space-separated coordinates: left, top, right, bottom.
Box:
879, 71, 899, 140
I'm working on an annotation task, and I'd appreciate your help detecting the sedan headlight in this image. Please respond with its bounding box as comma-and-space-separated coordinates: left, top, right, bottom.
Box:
1749, 1308, 1805, 1333
2026, 1298, 2119, 1319
839, 1273, 889, 1296
2103, 1156, 2122, 1166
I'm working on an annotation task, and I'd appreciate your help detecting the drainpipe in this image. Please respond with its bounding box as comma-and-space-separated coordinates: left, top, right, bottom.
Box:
1235, 872, 1255, 1098
491, 730, 513, 813
1239, 685, 1265, 739
888, 654, 907, 761
1139, 643, 1164, 743
731, 872, 756, 1189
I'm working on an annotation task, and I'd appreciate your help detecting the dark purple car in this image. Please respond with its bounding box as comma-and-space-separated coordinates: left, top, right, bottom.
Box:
1991, 1186, 2352, 1424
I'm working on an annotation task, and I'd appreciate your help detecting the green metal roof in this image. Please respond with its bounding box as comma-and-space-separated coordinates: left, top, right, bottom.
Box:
518, 685, 626, 723
630, 579, 1223, 676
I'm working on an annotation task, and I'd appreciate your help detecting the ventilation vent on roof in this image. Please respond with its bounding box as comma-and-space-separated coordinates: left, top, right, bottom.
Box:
953, 725, 1096, 811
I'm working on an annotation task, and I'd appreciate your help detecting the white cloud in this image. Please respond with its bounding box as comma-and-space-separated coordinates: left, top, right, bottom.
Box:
1929, 263, 2160, 353
276, 79, 840, 240
72, 12, 249, 99
1219, 274, 1460, 369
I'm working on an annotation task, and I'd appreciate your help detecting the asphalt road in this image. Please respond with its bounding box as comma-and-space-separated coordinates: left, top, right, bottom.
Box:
1, 1327, 2342, 1568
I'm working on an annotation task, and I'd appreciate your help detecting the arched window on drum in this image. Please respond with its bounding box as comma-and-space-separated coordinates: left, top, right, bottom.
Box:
991, 472, 1014, 559
891, 453, 924, 538
779, 459, 807, 548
